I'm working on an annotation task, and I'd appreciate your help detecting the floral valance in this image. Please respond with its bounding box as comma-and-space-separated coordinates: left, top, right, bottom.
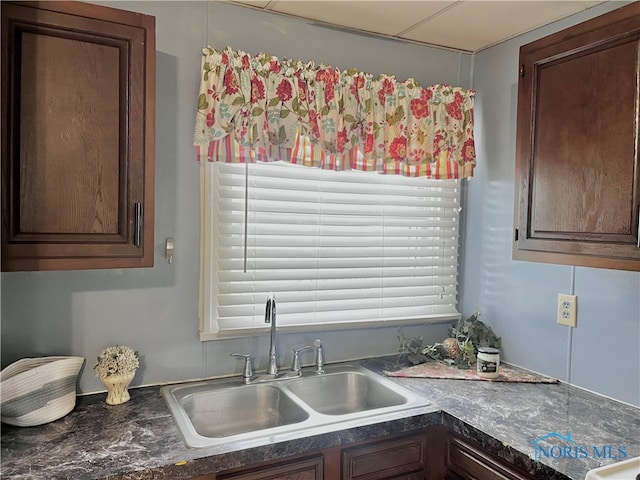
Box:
194, 46, 476, 179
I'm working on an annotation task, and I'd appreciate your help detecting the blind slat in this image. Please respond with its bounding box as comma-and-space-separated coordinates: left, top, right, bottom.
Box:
219, 265, 458, 281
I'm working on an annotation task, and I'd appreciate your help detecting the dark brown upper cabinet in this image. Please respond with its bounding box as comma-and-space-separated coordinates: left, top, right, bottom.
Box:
513, 3, 640, 271
1, 1, 155, 271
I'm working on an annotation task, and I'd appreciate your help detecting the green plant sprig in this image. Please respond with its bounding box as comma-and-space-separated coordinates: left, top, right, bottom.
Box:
396, 310, 501, 369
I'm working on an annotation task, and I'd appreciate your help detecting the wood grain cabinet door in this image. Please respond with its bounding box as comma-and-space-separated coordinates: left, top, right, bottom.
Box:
444, 433, 535, 480
513, 3, 640, 271
205, 455, 323, 480
1, 1, 155, 271
341, 433, 428, 480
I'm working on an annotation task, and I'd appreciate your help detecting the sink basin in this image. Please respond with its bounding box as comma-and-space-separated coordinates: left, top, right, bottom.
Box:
286, 370, 406, 415
181, 383, 309, 438
161, 364, 431, 450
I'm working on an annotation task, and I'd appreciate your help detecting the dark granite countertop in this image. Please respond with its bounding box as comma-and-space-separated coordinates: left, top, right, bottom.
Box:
1, 357, 638, 480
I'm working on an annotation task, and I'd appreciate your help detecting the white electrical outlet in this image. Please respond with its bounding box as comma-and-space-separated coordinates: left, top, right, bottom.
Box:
557, 294, 577, 327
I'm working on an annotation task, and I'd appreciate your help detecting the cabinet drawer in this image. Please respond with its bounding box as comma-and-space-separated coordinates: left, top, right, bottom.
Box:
342, 433, 427, 480
445, 434, 534, 480
214, 455, 323, 480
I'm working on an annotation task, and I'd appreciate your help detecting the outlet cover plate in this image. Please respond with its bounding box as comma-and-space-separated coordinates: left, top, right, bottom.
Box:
557, 293, 577, 327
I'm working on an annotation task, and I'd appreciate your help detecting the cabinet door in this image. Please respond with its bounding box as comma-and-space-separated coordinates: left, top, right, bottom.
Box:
212, 455, 323, 480
342, 433, 428, 480
1, 1, 155, 271
444, 433, 534, 480
513, 3, 640, 271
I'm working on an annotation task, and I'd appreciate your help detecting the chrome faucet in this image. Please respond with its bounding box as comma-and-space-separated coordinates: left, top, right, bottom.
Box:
230, 293, 326, 384
290, 339, 325, 375
314, 339, 324, 374
265, 292, 278, 375
290, 345, 313, 374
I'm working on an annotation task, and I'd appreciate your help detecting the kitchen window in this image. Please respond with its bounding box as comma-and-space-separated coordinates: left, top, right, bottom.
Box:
199, 160, 462, 340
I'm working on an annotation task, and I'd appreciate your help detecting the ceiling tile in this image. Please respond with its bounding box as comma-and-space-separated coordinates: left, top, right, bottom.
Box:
403, 0, 602, 51
225, 0, 609, 52
268, 1, 455, 36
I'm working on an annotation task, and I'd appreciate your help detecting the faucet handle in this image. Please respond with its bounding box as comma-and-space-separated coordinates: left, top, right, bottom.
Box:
291, 345, 313, 373
313, 339, 324, 374
231, 353, 254, 384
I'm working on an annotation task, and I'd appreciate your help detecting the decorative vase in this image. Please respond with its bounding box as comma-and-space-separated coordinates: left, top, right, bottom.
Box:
101, 371, 136, 405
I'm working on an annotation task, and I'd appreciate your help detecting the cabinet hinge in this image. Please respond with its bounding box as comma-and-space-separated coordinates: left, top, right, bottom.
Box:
519, 64, 525, 78
514, 228, 519, 242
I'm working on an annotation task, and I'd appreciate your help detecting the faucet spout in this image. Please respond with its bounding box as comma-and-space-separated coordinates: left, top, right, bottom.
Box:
265, 292, 277, 375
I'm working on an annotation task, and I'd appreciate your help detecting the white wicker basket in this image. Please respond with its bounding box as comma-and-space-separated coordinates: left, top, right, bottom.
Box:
0, 356, 84, 427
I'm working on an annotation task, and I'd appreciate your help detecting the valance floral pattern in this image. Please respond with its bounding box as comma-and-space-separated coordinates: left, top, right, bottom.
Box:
194, 46, 476, 179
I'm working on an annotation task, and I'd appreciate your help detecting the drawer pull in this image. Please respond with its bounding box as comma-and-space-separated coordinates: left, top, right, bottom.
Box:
134, 202, 143, 247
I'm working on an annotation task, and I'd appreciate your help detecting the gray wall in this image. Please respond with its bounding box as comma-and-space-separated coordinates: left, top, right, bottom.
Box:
0, 1, 467, 394
463, 1, 640, 406
2, 1, 638, 407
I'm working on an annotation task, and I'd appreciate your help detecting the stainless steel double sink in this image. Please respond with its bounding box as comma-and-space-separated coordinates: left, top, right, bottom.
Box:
161, 364, 430, 449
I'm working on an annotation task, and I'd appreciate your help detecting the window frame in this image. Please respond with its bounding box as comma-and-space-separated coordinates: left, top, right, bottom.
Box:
199, 161, 463, 341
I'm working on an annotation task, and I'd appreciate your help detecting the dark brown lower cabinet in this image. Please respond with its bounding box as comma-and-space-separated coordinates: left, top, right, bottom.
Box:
342, 434, 427, 480
218, 455, 324, 480
191, 455, 324, 480
190, 427, 537, 480
438, 427, 536, 480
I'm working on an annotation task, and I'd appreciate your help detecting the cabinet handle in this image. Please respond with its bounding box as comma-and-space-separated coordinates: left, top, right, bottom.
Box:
134, 202, 143, 247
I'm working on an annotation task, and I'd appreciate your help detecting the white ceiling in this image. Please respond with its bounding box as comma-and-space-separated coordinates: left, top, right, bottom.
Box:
225, 0, 608, 52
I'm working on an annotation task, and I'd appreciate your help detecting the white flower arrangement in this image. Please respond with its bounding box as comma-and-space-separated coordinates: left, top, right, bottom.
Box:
93, 345, 139, 380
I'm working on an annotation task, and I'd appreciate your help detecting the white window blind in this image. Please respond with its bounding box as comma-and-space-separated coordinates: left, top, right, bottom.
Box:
199, 161, 461, 340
